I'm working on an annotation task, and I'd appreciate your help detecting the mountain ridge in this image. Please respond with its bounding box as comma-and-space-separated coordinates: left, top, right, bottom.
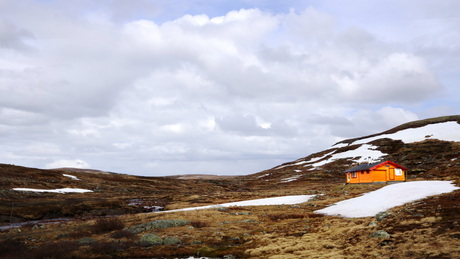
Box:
248, 115, 460, 184
334, 115, 460, 146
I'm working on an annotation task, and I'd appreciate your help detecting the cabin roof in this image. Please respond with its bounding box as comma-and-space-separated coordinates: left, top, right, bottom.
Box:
343, 160, 407, 173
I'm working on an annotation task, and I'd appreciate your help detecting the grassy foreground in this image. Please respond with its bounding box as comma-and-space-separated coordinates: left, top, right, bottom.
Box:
1, 178, 459, 258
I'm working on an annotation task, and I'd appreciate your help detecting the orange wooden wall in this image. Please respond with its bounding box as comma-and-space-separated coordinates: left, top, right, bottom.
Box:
346, 163, 406, 184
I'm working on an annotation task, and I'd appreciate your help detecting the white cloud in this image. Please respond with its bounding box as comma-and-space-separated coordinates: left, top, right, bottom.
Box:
376, 107, 419, 128
46, 159, 91, 169
0, 1, 457, 175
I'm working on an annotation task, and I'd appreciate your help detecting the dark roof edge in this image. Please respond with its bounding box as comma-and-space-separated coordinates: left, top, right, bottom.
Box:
343, 161, 407, 173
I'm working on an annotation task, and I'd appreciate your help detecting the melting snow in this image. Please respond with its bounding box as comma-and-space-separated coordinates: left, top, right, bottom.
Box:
161, 195, 316, 213
315, 181, 459, 218
281, 175, 301, 183
275, 150, 336, 170
257, 173, 270, 178
306, 144, 385, 169
306, 150, 336, 164
63, 174, 81, 180
275, 160, 308, 170
353, 121, 460, 145
12, 188, 93, 193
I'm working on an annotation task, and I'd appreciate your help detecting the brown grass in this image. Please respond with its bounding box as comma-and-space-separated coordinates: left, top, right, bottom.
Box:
92, 217, 125, 233
190, 220, 210, 228
2, 159, 460, 258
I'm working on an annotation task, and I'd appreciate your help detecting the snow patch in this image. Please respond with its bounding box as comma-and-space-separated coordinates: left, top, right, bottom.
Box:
275, 150, 336, 170
13, 188, 93, 193
281, 175, 301, 183
161, 195, 316, 213
63, 174, 80, 180
332, 142, 348, 148
257, 173, 270, 178
353, 121, 460, 145
315, 181, 459, 218
306, 150, 336, 164
305, 144, 385, 169
275, 160, 308, 170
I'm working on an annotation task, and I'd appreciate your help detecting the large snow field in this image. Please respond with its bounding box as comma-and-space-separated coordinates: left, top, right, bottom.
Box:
162, 195, 317, 213
315, 181, 459, 218
163, 181, 458, 216
12, 188, 93, 193
353, 121, 460, 145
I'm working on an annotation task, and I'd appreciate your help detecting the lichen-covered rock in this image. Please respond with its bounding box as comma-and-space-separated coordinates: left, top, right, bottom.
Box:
375, 211, 390, 222
140, 234, 163, 246
128, 219, 189, 234
370, 230, 391, 238
163, 236, 181, 245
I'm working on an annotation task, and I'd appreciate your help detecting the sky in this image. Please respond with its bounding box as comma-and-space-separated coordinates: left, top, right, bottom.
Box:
0, 0, 459, 176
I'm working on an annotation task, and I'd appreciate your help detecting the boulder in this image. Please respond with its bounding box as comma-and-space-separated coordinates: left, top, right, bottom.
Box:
370, 230, 390, 238
375, 211, 390, 222
163, 237, 181, 245
128, 219, 189, 234
140, 234, 163, 246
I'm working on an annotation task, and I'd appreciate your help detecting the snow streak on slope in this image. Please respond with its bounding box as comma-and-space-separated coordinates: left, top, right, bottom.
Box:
162, 195, 316, 213
278, 121, 460, 171
13, 188, 93, 193
63, 174, 81, 180
315, 181, 459, 218
306, 144, 385, 169
352, 121, 460, 145
280, 175, 301, 183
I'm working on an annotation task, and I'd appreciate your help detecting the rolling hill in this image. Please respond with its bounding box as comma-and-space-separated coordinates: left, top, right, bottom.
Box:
0, 115, 459, 258
247, 115, 460, 184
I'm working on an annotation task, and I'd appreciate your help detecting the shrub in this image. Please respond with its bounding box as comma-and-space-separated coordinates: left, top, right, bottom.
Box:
111, 230, 135, 239
227, 206, 247, 211
93, 217, 125, 233
0, 239, 28, 258
90, 241, 123, 254
267, 213, 306, 221
190, 220, 209, 228
32, 241, 80, 259
68, 229, 92, 239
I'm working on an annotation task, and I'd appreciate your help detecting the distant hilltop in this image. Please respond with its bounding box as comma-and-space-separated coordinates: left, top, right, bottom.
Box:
249, 115, 460, 183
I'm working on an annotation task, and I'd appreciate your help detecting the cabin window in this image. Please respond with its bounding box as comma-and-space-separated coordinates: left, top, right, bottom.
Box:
395, 168, 403, 176
352, 172, 357, 178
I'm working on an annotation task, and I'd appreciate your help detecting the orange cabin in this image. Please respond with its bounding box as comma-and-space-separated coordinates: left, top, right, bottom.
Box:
344, 161, 407, 184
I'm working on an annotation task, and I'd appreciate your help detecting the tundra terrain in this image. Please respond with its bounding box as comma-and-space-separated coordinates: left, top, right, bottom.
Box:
1, 115, 459, 258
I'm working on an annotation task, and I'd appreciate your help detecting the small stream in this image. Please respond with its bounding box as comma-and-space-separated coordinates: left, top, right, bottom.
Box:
0, 217, 73, 231
1, 199, 164, 231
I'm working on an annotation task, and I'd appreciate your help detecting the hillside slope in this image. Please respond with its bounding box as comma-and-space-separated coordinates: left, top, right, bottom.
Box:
1, 116, 459, 258
248, 115, 460, 184
0, 165, 242, 223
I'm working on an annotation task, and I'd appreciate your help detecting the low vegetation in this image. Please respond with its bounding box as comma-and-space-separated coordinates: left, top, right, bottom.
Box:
1, 117, 459, 257
92, 217, 125, 234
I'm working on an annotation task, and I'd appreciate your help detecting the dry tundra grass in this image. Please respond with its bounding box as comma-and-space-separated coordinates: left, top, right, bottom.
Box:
1, 178, 459, 258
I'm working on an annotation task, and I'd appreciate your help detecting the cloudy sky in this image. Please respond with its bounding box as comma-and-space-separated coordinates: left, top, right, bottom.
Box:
1, 0, 459, 176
